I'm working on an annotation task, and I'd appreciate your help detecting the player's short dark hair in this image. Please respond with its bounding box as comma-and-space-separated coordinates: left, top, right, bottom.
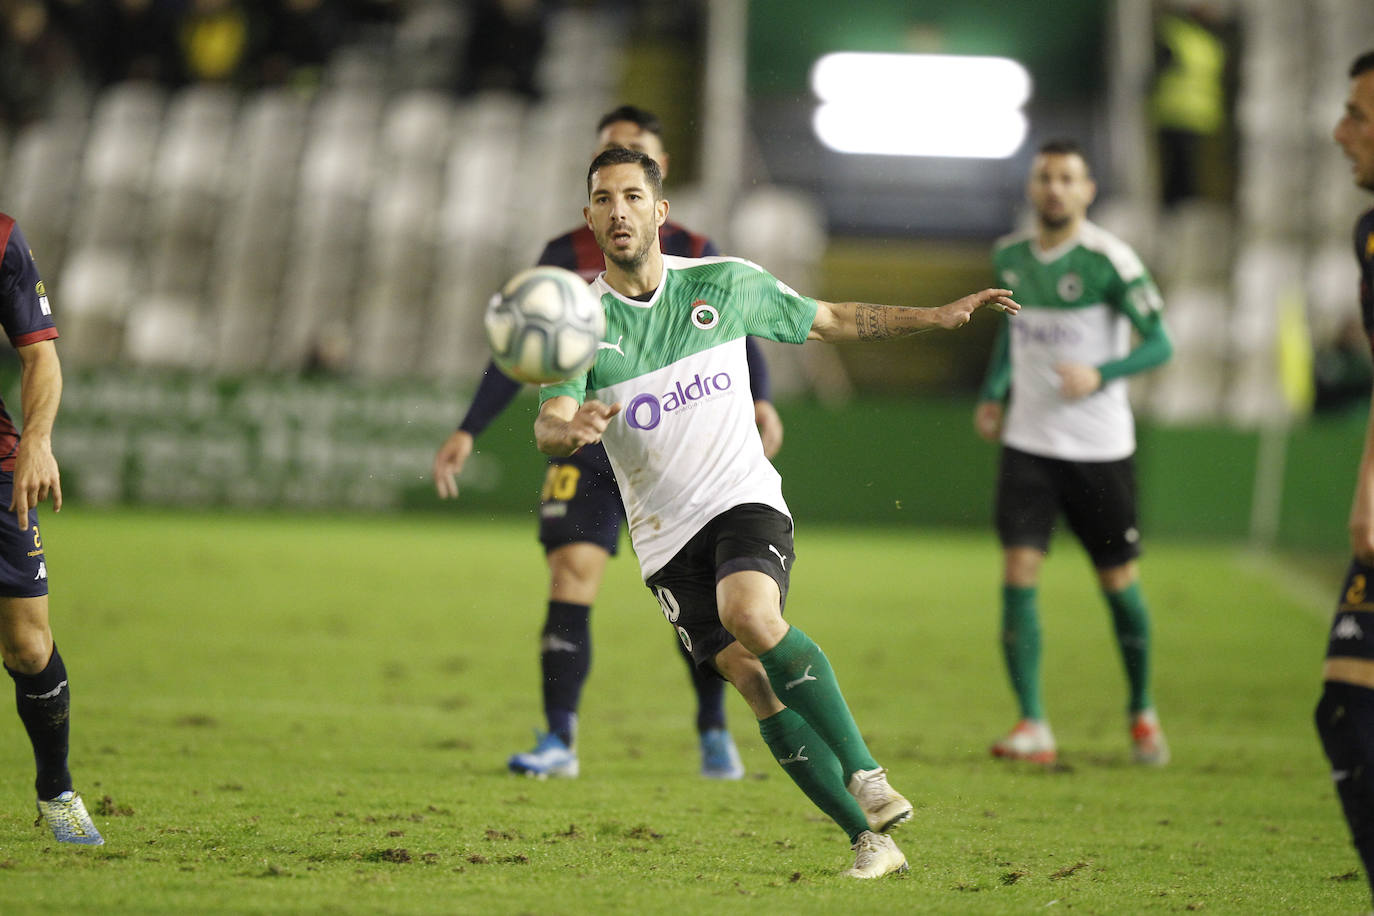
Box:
596, 105, 663, 137
1352, 51, 1374, 79
587, 147, 664, 200
1036, 138, 1091, 173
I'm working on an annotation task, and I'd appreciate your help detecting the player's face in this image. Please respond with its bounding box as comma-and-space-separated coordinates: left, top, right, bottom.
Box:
585, 162, 667, 271
596, 121, 669, 177
1027, 152, 1095, 231
1335, 70, 1374, 192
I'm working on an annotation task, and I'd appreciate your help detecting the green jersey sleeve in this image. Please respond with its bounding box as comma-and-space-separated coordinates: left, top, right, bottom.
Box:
727, 260, 819, 344
978, 317, 1012, 402
539, 374, 588, 407
1098, 270, 1172, 383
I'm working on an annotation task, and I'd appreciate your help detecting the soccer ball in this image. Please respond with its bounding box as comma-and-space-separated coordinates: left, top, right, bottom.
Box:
484, 266, 605, 384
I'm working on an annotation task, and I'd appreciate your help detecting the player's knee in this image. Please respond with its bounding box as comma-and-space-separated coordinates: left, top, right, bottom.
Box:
0, 632, 52, 674
548, 553, 605, 603
718, 603, 787, 654
1097, 561, 1137, 593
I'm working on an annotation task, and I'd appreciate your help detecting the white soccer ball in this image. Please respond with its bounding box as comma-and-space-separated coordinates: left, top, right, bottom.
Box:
484, 266, 606, 384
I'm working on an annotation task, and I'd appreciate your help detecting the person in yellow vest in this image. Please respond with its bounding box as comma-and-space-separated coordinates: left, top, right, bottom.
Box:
1151, 2, 1228, 207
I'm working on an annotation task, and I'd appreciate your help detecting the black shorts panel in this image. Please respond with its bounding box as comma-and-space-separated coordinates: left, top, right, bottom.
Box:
0, 477, 48, 598
644, 504, 794, 669
538, 446, 623, 555
995, 446, 1140, 569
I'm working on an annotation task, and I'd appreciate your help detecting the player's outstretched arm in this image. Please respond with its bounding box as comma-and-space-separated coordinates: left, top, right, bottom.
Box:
11, 339, 62, 531
432, 430, 475, 499
535, 396, 623, 457
808, 289, 1019, 342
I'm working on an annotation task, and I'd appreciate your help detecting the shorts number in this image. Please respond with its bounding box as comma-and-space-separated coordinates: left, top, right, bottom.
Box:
541, 465, 581, 502
1348, 574, 1368, 606
653, 586, 680, 623
652, 587, 691, 653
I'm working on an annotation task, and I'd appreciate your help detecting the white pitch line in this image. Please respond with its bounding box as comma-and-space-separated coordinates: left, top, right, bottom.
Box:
1233, 548, 1336, 622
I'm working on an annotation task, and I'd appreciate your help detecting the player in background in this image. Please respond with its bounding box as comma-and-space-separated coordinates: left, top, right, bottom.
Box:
1317, 49, 1374, 911
538, 147, 1018, 878
0, 212, 101, 845
431, 106, 783, 780
974, 139, 1173, 767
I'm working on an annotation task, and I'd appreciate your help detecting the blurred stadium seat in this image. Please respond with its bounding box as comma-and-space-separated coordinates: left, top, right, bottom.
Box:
211, 88, 309, 372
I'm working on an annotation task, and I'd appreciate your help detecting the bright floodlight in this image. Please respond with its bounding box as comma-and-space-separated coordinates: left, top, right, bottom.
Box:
810, 52, 1033, 159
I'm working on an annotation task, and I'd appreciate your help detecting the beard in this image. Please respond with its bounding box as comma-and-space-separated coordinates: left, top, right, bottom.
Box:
1037, 211, 1071, 231
600, 225, 655, 271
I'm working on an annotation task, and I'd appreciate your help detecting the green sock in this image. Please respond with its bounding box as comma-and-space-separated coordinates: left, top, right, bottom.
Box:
1105, 582, 1152, 714
1001, 585, 1044, 721
757, 626, 879, 777
759, 707, 869, 842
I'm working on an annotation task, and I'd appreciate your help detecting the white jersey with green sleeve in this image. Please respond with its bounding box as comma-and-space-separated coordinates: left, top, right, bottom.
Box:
540, 255, 818, 580
993, 220, 1164, 461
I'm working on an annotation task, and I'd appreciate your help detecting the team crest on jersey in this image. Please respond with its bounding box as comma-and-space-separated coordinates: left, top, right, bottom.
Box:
690, 300, 719, 330
1056, 272, 1083, 302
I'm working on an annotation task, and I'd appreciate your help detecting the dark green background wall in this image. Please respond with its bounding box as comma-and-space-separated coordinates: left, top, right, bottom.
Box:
423, 394, 1366, 556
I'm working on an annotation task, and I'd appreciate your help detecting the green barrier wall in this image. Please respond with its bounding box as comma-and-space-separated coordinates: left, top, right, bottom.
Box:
38, 369, 1366, 554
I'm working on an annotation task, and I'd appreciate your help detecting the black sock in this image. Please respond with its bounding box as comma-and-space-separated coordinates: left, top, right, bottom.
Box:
674, 636, 726, 733
540, 602, 591, 747
7, 645, 73, 800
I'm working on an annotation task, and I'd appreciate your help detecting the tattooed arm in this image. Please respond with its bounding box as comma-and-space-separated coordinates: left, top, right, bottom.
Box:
807, 288, 1019, 342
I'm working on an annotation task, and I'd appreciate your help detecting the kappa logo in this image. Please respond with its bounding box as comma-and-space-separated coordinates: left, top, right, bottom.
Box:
33, 561, 46, 581
784, 665, 818, 690
778, 745, 808, 765
24, 678, 65, 701
1333, 615, 1365, 641
690, 299, 719, 330
768, 544, 788, 570
540, 634, 580, 654
598, 335, 626, 357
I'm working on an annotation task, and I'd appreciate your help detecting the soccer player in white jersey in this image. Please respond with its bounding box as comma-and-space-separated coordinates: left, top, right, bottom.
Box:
536, 147, 1019, 878
974, 139, 1173, 767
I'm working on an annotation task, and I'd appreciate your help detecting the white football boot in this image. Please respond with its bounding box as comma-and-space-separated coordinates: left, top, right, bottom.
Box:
843, 830, 909, 879
846, 767, 913, 833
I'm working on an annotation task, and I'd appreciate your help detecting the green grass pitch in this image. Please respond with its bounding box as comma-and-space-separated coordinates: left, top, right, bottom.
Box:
0, 509, 1362, 914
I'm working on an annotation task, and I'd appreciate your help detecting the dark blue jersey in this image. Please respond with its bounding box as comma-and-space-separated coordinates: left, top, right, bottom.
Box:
459, 221, 771, 442
0, 214, 59, 473
1357, 207, 1374, 355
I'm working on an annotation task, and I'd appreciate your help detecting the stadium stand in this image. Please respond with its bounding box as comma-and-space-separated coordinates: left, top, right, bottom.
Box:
0, 4, 823, 390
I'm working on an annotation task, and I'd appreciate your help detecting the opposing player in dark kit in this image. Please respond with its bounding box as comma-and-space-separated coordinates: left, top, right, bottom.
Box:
1317, 49, 1374, 910
0, 211, 102, 845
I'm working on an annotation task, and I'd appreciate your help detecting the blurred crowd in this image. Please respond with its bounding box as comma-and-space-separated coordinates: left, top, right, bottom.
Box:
0, 0, 563, 127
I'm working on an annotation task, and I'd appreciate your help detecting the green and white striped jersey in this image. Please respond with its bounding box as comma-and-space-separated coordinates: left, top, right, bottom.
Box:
540, 255, 818, 579
990, 221, 1165, 461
